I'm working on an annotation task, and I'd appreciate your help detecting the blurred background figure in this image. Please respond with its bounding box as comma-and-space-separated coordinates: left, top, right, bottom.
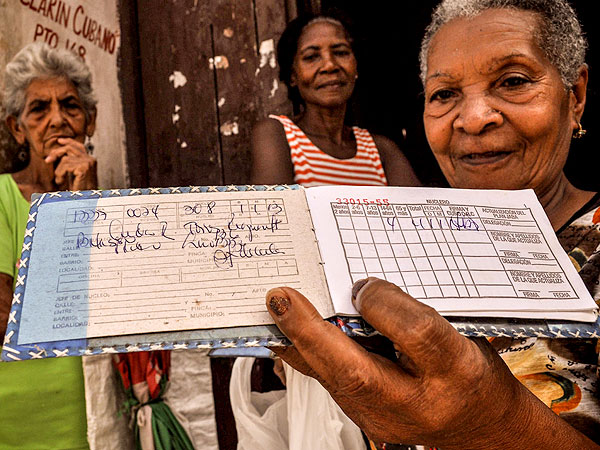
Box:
0, 42, 97, 450
251, 12, 420, 187
243, 11, 421, 450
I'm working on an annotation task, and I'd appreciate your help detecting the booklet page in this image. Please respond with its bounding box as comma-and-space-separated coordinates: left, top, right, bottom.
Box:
17, 189, 332, 344
305, 186, 597, 322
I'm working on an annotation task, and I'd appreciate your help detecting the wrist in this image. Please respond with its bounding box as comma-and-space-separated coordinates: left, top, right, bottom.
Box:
451, 382, 598, 450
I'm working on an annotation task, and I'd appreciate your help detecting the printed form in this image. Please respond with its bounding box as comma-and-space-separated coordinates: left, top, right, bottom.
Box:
306, 186, 597, 322
17, 189, 331, 344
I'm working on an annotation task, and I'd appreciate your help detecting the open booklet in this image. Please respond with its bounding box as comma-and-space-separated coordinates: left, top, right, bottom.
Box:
2, 185, 599, 361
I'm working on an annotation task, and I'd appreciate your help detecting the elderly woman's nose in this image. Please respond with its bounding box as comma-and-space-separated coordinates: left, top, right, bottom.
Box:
47, 102, 66, 127
453, 94, 502, 134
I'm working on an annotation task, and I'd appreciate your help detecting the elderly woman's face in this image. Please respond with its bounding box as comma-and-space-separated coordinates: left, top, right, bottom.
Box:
423, 9, 579, 193
11, 76, 92, 159
291, 21, 357, 108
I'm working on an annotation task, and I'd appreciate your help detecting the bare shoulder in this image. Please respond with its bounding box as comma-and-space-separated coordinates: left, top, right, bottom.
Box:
251, 117, 290, 157
371, 133, 400, 158
251, 117, 295, 185
253, 116, 285, 137
371, 133, 421, 187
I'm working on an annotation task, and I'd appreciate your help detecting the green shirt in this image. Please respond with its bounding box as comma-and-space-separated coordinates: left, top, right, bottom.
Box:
0, 174, 89, 450
0, 174, 29, 279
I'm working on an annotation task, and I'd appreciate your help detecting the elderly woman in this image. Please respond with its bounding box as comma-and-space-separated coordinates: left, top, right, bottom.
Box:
0, 42, 97, 449
263, 0, 600, 448
251, 12, 419, 187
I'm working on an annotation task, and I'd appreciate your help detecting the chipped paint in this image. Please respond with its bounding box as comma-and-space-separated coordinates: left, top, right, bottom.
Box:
269, 78, 279, 98
168, 71, 187, 88
209, 55, 229, 70
218, 97, 226, 107
259, 39, 276, 69
181, 141, 188, 149
172, 104, 181, 124
220, 120, 239, 136
223, 27, 234, 38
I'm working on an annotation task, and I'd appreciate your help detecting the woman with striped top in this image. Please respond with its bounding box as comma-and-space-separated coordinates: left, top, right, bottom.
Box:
245, 12, 420, 450
250, 12, 420, 187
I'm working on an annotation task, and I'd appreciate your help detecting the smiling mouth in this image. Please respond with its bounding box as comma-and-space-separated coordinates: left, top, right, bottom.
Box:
317, 81, 345, 89
461, 151, 512, 165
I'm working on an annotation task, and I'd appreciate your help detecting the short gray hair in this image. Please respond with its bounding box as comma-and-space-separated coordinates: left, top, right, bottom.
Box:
2, 42, 97, 120
419, 0, 587, 89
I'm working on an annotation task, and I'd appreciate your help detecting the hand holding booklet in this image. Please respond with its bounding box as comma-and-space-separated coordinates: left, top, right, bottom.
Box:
2, 185, 598, 361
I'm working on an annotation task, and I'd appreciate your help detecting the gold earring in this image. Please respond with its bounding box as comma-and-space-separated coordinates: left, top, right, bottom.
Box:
573, 122, 586, 139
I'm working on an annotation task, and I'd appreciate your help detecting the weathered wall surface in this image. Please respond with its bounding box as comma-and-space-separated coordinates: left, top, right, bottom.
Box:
134, 0, 292, 187
0, 0, 127, 189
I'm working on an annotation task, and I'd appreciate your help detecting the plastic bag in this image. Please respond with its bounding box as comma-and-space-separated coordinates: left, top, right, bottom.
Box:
230, 357, 365, 450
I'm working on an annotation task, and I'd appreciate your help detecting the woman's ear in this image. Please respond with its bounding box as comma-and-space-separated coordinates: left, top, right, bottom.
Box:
570, 64, 588, 128
5, 116, 26, 145
85, 107, 97, 137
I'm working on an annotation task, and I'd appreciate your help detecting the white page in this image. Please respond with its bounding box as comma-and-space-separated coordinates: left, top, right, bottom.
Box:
305, 186, 598, 322
17, 189, 332, 344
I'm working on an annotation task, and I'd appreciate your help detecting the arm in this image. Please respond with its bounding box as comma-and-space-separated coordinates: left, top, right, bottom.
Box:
0, 273, 13, 338
250, 118, 295, 185
265, 278, 599, 450
373, 134, 421, 187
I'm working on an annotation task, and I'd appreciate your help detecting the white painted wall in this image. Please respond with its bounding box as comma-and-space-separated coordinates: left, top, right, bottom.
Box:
0, 0, 128, 189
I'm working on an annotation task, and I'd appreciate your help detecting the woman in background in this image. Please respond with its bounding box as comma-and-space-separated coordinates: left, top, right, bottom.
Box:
244, 12, 420, 450
1, 42, 97, 450
251, 12, 420, 187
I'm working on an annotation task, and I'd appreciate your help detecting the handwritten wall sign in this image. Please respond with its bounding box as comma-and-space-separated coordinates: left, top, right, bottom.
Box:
19, 0, 119, 59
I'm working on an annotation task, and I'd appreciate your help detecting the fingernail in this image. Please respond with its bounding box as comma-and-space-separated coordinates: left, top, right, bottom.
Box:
352, 278, 369, 299
268, 295, 290, 316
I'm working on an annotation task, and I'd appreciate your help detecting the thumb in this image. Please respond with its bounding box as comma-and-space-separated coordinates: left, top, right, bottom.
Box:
265, 287, 374, 391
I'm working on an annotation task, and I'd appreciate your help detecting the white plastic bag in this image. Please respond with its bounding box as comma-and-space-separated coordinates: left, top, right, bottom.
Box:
230, 357, 365, 450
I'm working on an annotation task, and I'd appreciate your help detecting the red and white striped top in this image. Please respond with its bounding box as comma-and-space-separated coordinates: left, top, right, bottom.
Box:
270, 115, 388, 187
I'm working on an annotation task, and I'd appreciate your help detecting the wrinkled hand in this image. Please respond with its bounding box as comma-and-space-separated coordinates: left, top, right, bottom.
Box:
266, 278, 599, 450
45, 137, 97, 190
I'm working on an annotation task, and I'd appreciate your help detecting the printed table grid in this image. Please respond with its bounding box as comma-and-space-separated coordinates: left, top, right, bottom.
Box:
331, 202, 578, 300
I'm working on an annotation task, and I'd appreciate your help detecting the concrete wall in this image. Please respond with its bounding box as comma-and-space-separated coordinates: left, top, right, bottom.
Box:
0, 0, 128, 189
